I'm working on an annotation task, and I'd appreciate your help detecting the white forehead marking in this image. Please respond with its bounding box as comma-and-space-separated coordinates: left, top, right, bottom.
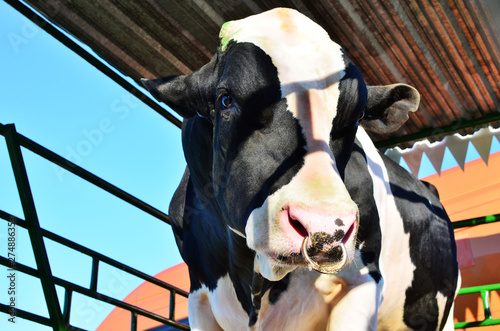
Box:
220, 8, 347, 153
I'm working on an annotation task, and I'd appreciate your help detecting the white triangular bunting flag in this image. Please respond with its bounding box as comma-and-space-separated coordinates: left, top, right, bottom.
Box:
424, 141, 447, 175
470, 128, 493, 165
402, 147, 424, 177
385, 147, 402, 164
445, 134, 469, 170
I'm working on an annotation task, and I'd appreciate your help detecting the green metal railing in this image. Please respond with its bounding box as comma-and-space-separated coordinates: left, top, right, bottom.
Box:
453, 214, 500, 230
455, 284, 500, 329
0, 123, 189, 330
453, 214, 500, 329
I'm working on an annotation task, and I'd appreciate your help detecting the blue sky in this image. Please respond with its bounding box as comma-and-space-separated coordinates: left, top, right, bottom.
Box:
0, 1, 499, 330
0, 2, 185, 330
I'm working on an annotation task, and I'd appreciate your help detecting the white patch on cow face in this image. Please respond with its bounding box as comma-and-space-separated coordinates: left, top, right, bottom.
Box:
246, 153, 359, 279
220, 8, 346, 148
222, 9, 358, 280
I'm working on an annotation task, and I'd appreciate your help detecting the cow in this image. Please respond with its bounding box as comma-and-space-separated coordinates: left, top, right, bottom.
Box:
142, 8, 459, 331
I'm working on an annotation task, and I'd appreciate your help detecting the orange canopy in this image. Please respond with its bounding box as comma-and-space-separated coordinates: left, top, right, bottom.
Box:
96, 263, 189, 331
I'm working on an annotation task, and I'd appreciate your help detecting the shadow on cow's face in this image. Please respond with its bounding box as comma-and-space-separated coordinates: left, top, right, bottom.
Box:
143, 42, 367, 281
211, 42, 309, 222
142, 8, 420, 281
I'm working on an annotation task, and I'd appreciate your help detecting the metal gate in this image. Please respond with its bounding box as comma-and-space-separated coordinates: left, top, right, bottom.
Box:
0, 123, 189, 330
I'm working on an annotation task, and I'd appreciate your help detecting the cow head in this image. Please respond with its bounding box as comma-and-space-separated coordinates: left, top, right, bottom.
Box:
142, 8, 419, 281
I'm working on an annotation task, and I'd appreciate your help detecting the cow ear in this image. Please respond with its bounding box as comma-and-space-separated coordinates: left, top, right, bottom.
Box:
362, 84, 420, 134
141, 75, 198, 118
141, 57, 216, 119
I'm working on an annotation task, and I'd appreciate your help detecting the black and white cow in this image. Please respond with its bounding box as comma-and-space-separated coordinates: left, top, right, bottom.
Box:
143, 8, 459, 331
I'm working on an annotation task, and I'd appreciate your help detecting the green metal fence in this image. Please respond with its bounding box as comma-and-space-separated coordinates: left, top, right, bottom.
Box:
455, 283, 500, 329
0, 123, 189, 330
453, 214, 500, 329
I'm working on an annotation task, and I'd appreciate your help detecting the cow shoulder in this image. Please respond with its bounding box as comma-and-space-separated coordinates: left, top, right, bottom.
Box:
169, 170, 229, 292
381, 153, 459, 330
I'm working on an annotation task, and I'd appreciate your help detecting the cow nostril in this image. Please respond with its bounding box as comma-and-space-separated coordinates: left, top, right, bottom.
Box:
289, 216, 308, 237
342, 222, 356, 244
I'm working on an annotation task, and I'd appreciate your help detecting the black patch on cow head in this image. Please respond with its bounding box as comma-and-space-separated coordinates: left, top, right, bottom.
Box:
151, 40, 307, 238
209, 41, 307, 233
330, 53, 368, 178
335, 53, 368, 133
212, 41, 283, 158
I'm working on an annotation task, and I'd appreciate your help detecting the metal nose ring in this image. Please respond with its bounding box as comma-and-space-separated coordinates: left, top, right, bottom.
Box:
301, 236, 347, 274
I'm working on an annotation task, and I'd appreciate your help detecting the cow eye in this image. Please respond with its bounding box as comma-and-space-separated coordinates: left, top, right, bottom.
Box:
221, 95, 235, 110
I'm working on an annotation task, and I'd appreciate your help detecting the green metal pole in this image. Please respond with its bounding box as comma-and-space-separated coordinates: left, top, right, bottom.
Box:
481, 290, 492, 321
4, 124, 66, 330
453, 214, 500, 229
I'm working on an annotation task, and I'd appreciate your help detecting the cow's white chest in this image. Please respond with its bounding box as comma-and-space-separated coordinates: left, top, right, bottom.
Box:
251, 271, 333, 330
189, 271, 347, 331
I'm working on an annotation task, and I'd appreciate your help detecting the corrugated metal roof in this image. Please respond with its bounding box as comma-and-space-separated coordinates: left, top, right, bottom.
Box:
20, 0, 500, 146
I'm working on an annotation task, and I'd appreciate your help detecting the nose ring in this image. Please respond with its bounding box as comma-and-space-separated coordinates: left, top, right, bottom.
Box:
301, 236, 347, 274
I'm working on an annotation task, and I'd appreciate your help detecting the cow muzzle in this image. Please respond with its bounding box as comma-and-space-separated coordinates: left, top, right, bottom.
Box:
279, 205, 358, 273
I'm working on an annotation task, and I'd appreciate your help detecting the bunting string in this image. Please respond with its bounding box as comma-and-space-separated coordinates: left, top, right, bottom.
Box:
384, 126, 500, 177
